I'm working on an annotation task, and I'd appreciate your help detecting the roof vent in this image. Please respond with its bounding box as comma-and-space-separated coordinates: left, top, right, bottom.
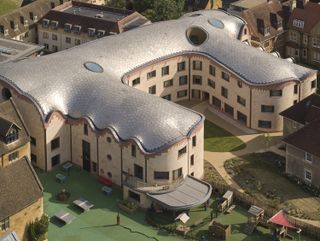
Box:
84, 61, 104, 73
186, 26, 208, 46
189, 13, 202, 17
95, 12, 104, 18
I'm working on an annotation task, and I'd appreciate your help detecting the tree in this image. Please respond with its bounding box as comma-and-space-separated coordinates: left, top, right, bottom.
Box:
27, 214, 49, 241
106, 0, 127, 9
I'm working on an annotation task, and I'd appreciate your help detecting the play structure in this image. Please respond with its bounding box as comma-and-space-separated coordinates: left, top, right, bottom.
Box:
244, 205, 265, 234
218, 190, 234, 212
267, 210, 296, 241
209, 221, 232, 240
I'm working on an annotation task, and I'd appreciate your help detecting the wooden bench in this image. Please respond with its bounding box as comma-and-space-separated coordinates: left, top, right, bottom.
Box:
102, 186, 112, 195
98, 176, 112, 187
62, 162, 73, 172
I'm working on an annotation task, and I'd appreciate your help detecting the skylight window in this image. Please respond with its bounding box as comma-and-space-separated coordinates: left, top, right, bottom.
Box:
208, 19, 224, 29
84, 62, 104, 73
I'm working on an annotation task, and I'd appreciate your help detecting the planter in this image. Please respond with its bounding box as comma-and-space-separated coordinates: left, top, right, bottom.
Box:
117, 202, 138, 214
56, 189, 70, 202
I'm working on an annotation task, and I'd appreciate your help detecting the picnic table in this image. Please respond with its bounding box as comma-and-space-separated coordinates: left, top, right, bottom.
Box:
56, 173, 67, 183
54, 210, 75, 225
102, 185, 112, 195
73, 198, 94, 212
62, 162, 73, 172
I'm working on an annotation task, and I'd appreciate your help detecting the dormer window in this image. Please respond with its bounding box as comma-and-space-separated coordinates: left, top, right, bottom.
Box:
33, 15, 38, 22
293, 19, 304, 29
20, 16, 24, 24
29, 12, 33, 20
72, 25, 81, 34
64, 23, 72, 32
5, 128, 18, 144
88, 28, 95, 37
42, 19, 50, 28
24, 20, 28, 27
97, 30, 105, 38
257, 18, 270, 36
51, 20, 58, 29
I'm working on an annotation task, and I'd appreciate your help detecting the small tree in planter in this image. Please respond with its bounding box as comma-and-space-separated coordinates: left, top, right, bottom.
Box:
56, 189, 70, 202
118, 200, 138, 213
27, 214, 49, 241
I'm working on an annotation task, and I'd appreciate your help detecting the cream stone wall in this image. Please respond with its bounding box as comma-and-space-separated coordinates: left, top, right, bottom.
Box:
127, 53, 317, 132
46, 113, 71, 170
1, 143, 30, 168
0, 197, 43, 241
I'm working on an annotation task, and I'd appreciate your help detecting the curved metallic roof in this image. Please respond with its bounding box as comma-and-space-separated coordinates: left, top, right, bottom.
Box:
0, 10, 315, 153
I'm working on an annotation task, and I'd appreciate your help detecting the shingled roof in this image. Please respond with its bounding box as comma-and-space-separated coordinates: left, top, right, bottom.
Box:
280, 94, 320, 125
283, 119, 320, 158
0, 157, 43, 220
287, 2, 320, 33
0, 99, 30, 156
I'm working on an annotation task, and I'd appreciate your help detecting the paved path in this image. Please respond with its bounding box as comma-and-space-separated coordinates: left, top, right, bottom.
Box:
183, 101, 284, 191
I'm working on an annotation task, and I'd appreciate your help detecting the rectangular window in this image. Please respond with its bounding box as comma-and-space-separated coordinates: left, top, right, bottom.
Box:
131, 145, 136, 157
65, 37, 71, 44
147, 70, 156, 79
43, 32, 49, 39
172, 167, 182, 180
177, 90, 188, 98
134, 164, 143, 180
154, 171, 169, 180
190, 154, 194, 166
0, 217, 9, 230
129, 190, 140, 202
209, 65, 215, 76
305, 169, 312, 182
92, 162, 97, 172
31, 136, 36, 146
294, 84, 298, 94
163, 79, 173, 87
177, 61, 185, 72
305, 152, 313, 162
148, 85, 156, 94
178, 146, 187, 157
8, 151, 18, 162
237, 96, 246, 106
162, 94, 171, 100
51, 137, 60, 150
237, 111, 247, 124
192, 136, 196, 147
51, 154, 60, 167
221, 71, 230, 81
161, 66, 169, 76
6, 129, 18, 144
192, 75, 202, 85
311, 80, 316, 89
179, 75, 188, 85
208, 79, 215, 88
75, 39, 80, 45
84, 124, 88, 135
132, 77, 140, 86
193, 61, 202, 70
221, 87, 228, 98
261, 105, 275, 113
270, 90, 282, 97
212, 96, 221, 109
258, 120, 272, 129
52, 34, 57, 40
224, 103, 234, 117
31, 153, 37, 163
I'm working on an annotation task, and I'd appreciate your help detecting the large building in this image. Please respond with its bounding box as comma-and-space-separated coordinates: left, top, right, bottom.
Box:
285, 1, 320, 68
0, 99, 43, 240
38, 1, 149, 53
0, 10, 316, 208
281, 94, 320, 188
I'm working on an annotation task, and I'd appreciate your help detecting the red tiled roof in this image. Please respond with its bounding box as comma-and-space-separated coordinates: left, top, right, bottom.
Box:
287, 2, 320, 33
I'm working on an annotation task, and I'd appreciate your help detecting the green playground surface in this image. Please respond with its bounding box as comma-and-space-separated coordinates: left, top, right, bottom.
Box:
37, 167, 317, 241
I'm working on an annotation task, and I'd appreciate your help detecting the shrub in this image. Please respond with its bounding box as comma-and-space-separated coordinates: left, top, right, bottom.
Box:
27, 214, 49, 241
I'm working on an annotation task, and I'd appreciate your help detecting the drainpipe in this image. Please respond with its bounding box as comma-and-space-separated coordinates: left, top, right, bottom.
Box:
188, 55, 191, 100
96, 135, 99, 175
70, 125, 73, 163
44, 128, 47, 172
145, 157, 147, 183
120, 146, 123, 187
249, 88, 252, 128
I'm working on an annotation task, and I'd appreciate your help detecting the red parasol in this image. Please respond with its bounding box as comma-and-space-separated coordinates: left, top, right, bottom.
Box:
267, 210, 295, 229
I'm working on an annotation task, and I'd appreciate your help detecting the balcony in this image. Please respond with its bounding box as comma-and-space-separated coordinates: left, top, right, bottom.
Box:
123, 174, 184, 193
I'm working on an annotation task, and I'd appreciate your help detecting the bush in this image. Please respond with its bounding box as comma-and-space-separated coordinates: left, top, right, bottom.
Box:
27, 214, 49, 241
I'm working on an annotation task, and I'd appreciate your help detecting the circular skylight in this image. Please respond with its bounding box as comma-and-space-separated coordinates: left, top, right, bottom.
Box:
208, 19, 224, 29
84, 61, 104, 73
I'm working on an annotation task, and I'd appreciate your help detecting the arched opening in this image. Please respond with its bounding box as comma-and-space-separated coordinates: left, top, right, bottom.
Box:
186, 26, 208, 46
2, 88, 12, 100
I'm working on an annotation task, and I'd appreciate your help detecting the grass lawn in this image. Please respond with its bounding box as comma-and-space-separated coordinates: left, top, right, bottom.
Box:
225, 152, 320, 221
0, 0, 19, 16
204, 120, 246, 152
36, 167, 185, 241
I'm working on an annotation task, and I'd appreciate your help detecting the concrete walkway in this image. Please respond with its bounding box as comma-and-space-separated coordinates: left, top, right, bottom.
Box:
183, 101, 284, 191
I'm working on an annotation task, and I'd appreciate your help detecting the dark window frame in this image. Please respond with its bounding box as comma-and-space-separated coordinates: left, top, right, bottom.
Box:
51, 137, 60, 150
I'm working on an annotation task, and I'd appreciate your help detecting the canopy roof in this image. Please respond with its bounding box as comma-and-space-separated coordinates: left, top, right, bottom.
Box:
147, 175, 212, 210
267, 210, 295, 229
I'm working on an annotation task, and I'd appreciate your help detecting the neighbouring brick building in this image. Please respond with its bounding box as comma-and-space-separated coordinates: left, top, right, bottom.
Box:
0, 100, 43, 240
38, 1, 149, 53
281, 94, 320, 188
285, 1, 320, 68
